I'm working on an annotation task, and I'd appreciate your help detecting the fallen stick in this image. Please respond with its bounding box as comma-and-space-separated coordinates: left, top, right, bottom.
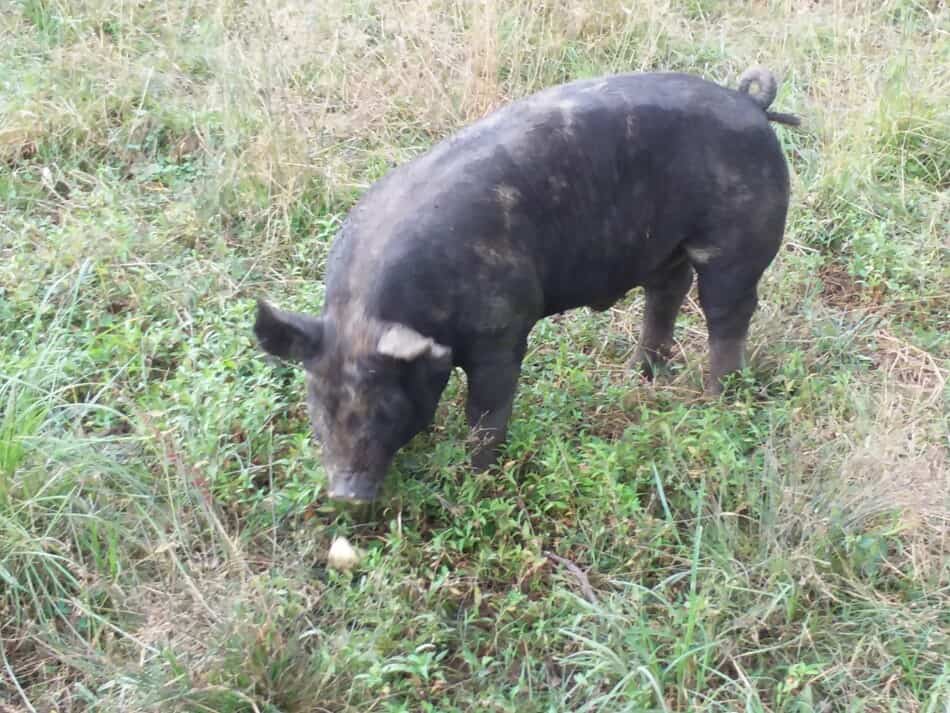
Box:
545, 551, 599, 604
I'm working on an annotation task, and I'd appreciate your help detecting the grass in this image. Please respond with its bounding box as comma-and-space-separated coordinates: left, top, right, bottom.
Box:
1, 0, 948, 710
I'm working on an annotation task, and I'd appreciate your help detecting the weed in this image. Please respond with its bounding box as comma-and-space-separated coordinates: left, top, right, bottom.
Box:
2, 0, 948, 711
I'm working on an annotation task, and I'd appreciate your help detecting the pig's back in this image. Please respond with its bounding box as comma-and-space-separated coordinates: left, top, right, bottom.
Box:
326, 72, 786, 332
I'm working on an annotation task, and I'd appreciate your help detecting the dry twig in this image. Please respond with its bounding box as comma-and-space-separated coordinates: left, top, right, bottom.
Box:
545, 551, 599, 604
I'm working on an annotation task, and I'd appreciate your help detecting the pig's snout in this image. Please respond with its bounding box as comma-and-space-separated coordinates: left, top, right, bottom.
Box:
327, 471, 381, 503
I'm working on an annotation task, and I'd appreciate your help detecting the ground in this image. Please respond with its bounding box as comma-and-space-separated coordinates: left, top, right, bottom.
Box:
1, 1, 948, 711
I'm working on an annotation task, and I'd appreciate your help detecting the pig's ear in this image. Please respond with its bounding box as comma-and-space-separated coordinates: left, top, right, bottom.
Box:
377, 324, 451, 362
254, 300, 324, 362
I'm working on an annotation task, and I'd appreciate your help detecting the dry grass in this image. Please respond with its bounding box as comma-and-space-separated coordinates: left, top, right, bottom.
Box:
2, 0, 948, 710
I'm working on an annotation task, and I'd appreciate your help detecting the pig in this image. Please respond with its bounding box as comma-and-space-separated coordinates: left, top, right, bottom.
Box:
254, 66, 799, 502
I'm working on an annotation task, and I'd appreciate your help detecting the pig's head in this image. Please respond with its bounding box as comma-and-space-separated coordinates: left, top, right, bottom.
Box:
253, 300, 452, 503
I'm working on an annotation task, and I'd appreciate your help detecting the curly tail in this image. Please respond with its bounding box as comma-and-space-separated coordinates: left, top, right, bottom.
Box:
738, 66, 801, 127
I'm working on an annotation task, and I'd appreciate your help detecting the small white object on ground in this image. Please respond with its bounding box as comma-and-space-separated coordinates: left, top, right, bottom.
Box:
327, 536, 361, 571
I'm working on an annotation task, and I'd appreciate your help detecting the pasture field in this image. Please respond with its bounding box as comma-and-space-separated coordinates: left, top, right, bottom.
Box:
1, 0, 948, 711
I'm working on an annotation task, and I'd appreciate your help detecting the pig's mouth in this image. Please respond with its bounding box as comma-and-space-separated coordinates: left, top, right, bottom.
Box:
327, 470, 382, 503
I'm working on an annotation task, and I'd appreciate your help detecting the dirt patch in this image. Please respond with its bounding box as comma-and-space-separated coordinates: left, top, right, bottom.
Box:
871, 329, 947, 403
819, 264, 866, 309
819, 263, 884, 310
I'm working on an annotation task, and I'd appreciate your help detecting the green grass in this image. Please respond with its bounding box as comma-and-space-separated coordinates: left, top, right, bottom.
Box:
2, 0, 948, 711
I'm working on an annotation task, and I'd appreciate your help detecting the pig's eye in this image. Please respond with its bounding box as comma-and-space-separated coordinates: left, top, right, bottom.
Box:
375, 396, 405, 424
321, 395, 340, 418
374, 403, 394, 423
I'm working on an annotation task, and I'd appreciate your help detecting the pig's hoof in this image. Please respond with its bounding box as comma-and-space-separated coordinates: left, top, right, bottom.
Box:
702, 375, 727, 398
626, 351, 663, 380
470, 448, 500, 472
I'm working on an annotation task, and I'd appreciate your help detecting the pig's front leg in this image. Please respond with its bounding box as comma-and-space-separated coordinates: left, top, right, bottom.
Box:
464, 357, 523, 471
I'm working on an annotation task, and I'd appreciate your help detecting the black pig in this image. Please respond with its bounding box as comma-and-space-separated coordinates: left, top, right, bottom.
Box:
254, 66, 799, 502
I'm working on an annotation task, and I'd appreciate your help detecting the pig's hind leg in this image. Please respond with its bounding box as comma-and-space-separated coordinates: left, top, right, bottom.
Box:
630, 256, 694, 378
693, 238, 780, 394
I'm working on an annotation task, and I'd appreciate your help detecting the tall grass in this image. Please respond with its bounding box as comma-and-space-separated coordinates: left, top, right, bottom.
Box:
2, 0, 947, 710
